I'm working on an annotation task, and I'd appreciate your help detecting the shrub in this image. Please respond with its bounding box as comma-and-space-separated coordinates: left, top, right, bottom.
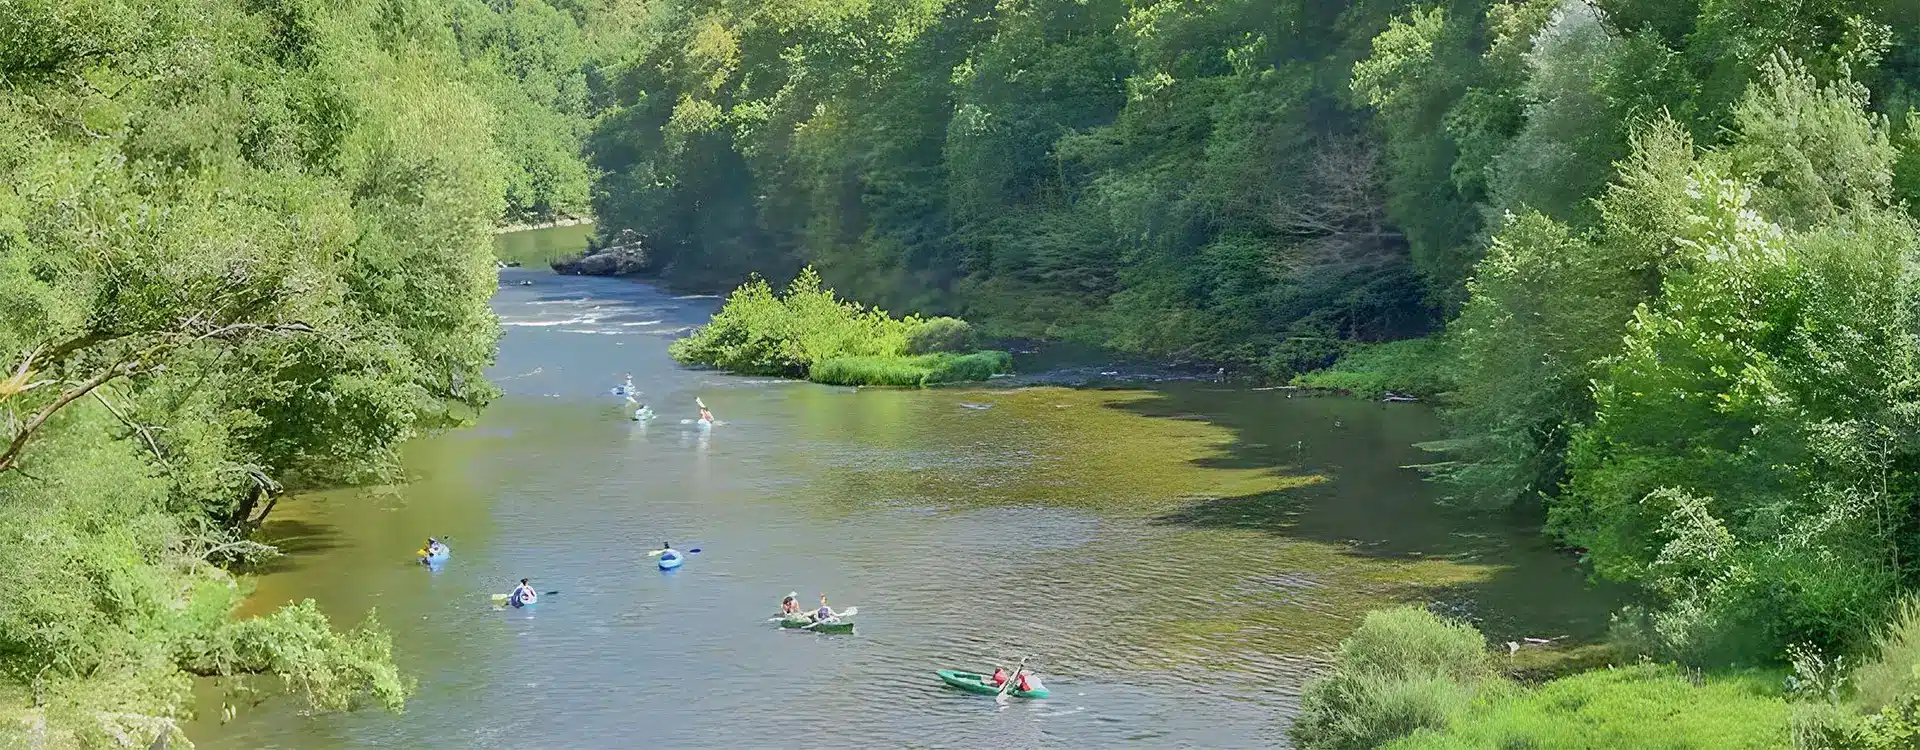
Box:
1292, 337, 1456, 399
1291, 607, 1496, 750
1850, 599, 1920, 714
670, 268, 918, 376
679, 268, 1010, 386
1792, 599, 1920, 748
925, 350, 1013, 384
906, 316, 977, 354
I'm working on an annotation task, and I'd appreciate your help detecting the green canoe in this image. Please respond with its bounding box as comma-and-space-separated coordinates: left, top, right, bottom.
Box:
935, 669, 1050, 698
778, 616, 854, 634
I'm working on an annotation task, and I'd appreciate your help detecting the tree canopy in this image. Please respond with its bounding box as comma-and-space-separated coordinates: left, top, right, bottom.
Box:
0, 0, 581, 743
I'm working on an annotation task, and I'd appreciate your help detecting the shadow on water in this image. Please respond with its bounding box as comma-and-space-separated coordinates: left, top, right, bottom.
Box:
249, 519, 346, 575
1112, 387, 1628, 643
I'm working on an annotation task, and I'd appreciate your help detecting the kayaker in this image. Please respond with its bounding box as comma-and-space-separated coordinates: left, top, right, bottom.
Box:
780, 592, 802, 616
811, 594, 837, 622
423, 538, 447, 557
634, 402, 654, 421
990, 667, 1010, 687
1016, 670, 1043, 693
510, 578, 536, 608
696, 396, 714, 423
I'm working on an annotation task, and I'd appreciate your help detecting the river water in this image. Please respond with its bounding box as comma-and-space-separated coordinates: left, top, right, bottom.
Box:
189, 228, 1616, 748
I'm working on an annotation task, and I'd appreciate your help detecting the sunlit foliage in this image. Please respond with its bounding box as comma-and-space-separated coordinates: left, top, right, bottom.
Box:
0, 0, 541, 743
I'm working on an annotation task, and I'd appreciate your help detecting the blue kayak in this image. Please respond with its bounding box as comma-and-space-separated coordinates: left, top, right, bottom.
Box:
658, 550, 683, 570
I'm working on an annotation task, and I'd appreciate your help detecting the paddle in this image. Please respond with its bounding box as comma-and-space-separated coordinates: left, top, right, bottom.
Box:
800, 606, 857, 629
490, 590, 560, 604
646, 548, 701, 557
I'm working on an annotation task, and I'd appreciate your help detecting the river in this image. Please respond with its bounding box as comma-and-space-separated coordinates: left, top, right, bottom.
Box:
188, 227, 1617, 748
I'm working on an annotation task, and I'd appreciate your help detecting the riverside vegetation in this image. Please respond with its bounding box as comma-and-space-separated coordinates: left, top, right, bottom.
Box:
0, 0, 600, 745
21, 0, 1920, 746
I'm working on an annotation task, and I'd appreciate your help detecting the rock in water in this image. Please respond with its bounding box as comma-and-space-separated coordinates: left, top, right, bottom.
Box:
552, 229, 652, 276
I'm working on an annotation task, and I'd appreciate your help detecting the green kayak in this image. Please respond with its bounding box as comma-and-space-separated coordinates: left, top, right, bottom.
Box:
778, 616, 854, 634
935, 669, 1050, 698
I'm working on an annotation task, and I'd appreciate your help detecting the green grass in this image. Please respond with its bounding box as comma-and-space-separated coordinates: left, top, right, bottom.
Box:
1386, 664, 1791, 749
809, 351, 1013, 387
1293, 337, 1455, 399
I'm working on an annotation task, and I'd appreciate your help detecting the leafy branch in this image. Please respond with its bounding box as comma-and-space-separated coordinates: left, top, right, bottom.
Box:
0, 322, 315, 475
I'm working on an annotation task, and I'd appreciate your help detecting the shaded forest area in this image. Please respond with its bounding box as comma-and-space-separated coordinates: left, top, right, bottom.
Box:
582, 0, 1920, 375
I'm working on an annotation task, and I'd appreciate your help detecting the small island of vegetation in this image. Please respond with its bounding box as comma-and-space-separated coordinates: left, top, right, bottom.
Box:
669, 268, 1012, 387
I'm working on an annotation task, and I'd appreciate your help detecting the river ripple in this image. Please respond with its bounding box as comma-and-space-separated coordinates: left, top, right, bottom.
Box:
187, 228, 1617, 749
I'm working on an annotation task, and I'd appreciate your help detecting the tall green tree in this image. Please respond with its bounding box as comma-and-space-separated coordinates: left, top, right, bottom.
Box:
0, 0, 555, 742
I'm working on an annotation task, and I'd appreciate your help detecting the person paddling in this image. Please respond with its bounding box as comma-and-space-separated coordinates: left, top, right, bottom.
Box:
695, 396, 715, 424
1015, 670, 1044, 693
423, 538, 447, 556
780, 592, 802, 616
510, 578, 537, 608
811, 594, 838, 623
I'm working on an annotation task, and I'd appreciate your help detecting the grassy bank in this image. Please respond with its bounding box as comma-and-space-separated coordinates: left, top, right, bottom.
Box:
1294, 604, 1920, 749
1290, 608, 1790, 750
671, 268, 1012, 386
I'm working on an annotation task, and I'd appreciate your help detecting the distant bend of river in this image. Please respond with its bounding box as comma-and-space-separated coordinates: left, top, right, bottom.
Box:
189, 226, 1616, 748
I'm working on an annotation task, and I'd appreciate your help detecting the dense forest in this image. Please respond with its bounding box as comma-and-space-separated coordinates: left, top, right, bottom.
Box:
17, 0, 1920, 744
0, 0, 596, 744
584, 0, 1920, 744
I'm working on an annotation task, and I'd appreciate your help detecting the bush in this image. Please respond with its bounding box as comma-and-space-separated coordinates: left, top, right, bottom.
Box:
1851, 599, 1920, 714
1292, 337, 1456, 399
925, 350, 1013, 384
1792, 599, 1920, 748
1291, 607, 1496, 750
906, 316, 977, 354
677, 268, 1009, 386
669, 268, 915, 376
1389, 664, 1791, 749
